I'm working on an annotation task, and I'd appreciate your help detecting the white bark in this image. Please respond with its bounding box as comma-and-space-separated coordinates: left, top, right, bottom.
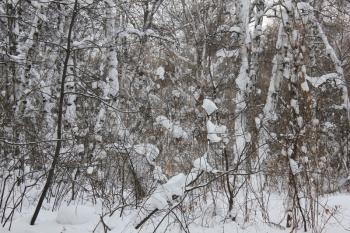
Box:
234, 0, 252, 163
95, 0, 123, 137
258, 2, 291, 162
64, 58, 78, 132
316, 23, 350, 119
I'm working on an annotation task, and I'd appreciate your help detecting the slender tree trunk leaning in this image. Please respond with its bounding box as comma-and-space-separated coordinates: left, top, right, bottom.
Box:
30, 0, 79, 225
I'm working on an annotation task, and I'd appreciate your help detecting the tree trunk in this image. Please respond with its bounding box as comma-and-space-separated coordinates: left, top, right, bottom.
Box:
30, 0, 79, 225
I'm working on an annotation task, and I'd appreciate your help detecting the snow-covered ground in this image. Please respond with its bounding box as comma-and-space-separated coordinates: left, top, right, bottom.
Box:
1, 193, 350, 233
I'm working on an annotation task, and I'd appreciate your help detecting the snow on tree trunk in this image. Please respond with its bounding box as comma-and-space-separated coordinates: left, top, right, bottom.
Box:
249, 0, 265, 89
41, 57, 56, 137
316, 22, 350, 119
65, 58, 78, 132
233, 0, 251, 164
95, 0, 121, 138
17, 5, 41, 118
233, 0, 255, 223
258, 1, 291, 164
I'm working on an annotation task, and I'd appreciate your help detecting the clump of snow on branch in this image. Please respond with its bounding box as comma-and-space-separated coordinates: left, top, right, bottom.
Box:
133, 143, 159, 164
156, 66, 165, 80
202, 98, 218, 115
207, 120, 228, 143
306, 73, 343, 88
145, 173, 188, 209
155, 115, 188, 139
193, 153, 218, 173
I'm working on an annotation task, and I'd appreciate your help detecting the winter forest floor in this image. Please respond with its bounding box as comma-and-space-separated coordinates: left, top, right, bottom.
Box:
1, 192, 350, 233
